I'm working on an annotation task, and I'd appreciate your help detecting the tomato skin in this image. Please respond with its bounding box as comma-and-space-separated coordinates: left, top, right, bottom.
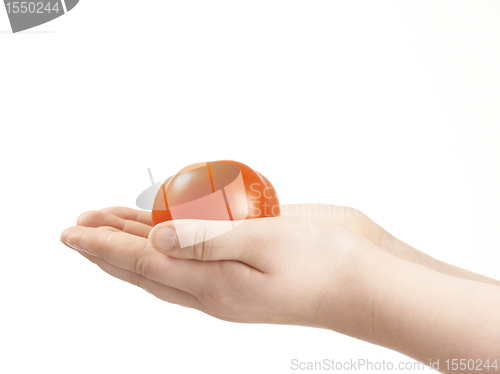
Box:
151, 160, 280, 226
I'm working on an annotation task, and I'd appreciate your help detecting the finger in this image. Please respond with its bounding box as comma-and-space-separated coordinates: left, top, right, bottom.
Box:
99, 206, 153, 226
148, 218, 274, 271
61, 226, 210, 295
74, 248, 200, 309
77, 210, 152, 238
97, 226, 121, 232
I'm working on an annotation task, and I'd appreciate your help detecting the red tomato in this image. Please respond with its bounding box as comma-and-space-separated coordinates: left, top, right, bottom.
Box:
151, 160, 280, 226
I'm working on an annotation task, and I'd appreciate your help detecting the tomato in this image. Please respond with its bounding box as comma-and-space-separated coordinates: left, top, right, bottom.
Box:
151, 160, 280, 226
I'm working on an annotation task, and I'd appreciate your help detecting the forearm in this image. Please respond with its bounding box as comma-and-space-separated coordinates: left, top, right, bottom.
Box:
280, 204, 500, 286
375, 257, 500, 371
386, 234, 500, 286
317, 247, 500, 372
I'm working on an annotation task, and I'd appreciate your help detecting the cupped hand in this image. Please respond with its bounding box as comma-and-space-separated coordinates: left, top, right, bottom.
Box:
61, 205, 500, 370
72, 204, 416, 259
61, 205, 389, 335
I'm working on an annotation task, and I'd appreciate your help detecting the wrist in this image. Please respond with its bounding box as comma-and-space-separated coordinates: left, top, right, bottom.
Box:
313, 244, 397, 342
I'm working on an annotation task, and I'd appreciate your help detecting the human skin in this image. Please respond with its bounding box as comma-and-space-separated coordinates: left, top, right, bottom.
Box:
61, 205, 500, 373
280, 204, 500, 286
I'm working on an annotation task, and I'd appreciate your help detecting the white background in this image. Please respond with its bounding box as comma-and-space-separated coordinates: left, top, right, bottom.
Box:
1, 1, 499, 373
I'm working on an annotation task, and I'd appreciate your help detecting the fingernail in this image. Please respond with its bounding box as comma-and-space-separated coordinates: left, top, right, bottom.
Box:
151, 226, 176, 251
60, 237, 82, 251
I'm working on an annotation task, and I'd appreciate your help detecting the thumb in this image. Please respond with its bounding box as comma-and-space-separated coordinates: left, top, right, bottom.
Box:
149, 219, 264, 267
